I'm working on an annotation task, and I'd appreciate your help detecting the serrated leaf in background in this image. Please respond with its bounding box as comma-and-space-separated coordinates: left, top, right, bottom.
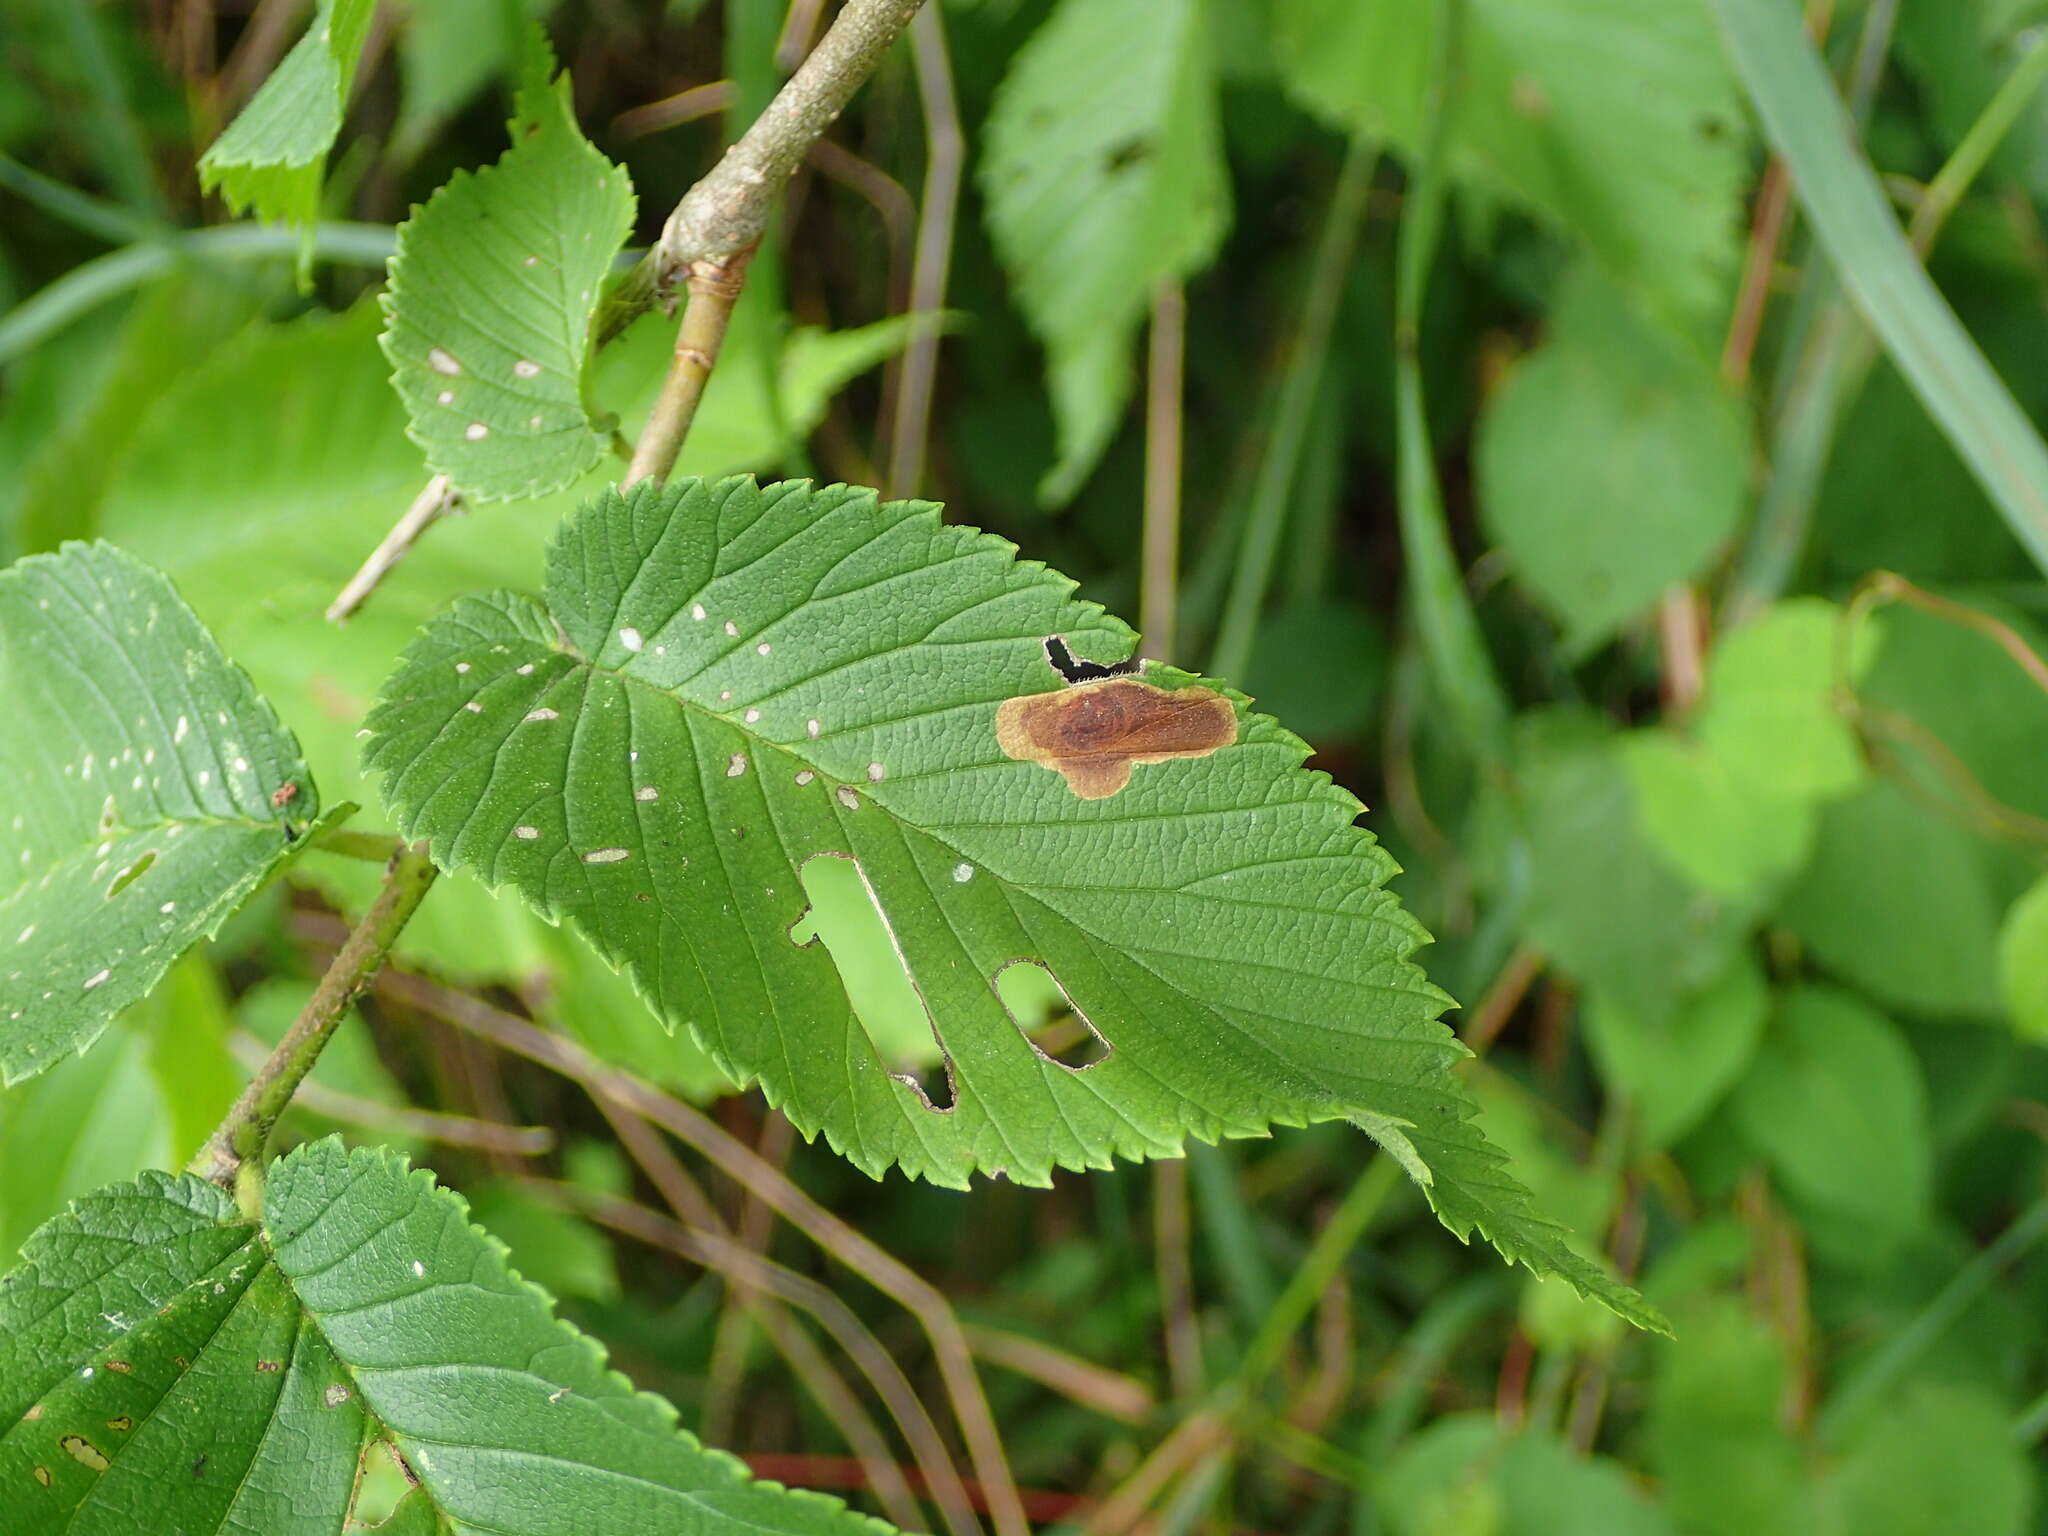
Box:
198, 0, 377, 234
0, 543, 319, 1083
381, 52, 635, 499
1730, 985, 1932, 1258
366, 476, 1663, 1329
1476, 266, 1749, 652
1274, 0, 1751, 334
0, 1140, 894, 1535
981, 0, 1229, 505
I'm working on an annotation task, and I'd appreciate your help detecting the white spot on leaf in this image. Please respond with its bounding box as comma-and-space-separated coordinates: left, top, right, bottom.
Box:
619, 627, 643, 652
836, 787, 860, 811
635, 786, 659, 801
583, 847, 631, 864
465, 422, 489, 441
953, 863, 974, 882
83, 969, 109, 990
428, 347, 462, 376
514, 359, 540, 377
524, 708, 559, 722
515, 826, 540, 840
727, 753, 748, 777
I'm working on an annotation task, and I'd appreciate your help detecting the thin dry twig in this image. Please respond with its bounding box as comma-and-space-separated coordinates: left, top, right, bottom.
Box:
884, 3, 961, 500
547, 1174, 958, 1536
332, 0, 926, 616
962, 1324, 1155, 1425
326, 474, 463, 623
381, 970, 1030, 1536
657, 0, 924, 283
226, 1032, 554, 1157
1139, 282, 1188, 661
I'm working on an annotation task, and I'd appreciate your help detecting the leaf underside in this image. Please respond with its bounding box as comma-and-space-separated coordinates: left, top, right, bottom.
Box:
364, 476, 1664, 1330
0, 543, 319, 1085
198, 0, 377, 230
0, 1139, 891, 1535
380, 58, 636, 500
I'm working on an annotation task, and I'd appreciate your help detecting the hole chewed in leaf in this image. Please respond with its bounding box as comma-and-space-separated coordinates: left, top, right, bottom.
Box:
789, 853, 955, 1110
997, 672, 1237, 800
996, 959, 1109, 1070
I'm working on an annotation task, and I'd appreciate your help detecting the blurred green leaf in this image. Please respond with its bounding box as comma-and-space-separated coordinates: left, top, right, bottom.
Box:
1775, 782, 2003, 1018
463, 1178, 618, 1303
1477, 268, 1748, 650
1379, 1415, 1674, 1536
1817, 1381, 2034, 1536
1625, 732, 1815, 900
1730, 985, 1932, 1254
1242, 602, 1387, 743
1646, 1298, 1810, 1536
199, 0, 377, 236
1584, 952, 1768, 1149
1519, 730, 1749, 1019
1994, 871, 2048, 1040
1857, 591, 2048, 821
981, 0, 1229, 503
1275, 0, 1751, 331
393, 0, 554, 162
1701, 599, 1873, 799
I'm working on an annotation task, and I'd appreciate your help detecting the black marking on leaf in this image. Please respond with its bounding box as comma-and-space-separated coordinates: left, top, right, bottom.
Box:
1043, 634, 1141, 683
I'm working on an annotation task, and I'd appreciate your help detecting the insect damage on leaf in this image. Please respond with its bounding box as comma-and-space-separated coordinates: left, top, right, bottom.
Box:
996, 657, 1238, 800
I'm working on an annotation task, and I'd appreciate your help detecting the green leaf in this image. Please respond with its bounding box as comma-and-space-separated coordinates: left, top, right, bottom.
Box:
1624, 599, 1876, 899
365, 476, 1663, 1329
0, 543, 320, 1084
198, 0, 377, 232
1995, 872, 2048, 1041
1709, 0, 2048, 578
1274, 0, 1751, 332
1518, 730, 1750, 1020
1476, 266, 1749, 650
1816, 1381, 2035, 1536
1729, 985, 1931, 1255
1624, 731, 1816, 900
393, 0, 552, 162
1647, 1299, 1810, 1536
380, 54, 636, 500
1380, 1415, 1675, 1536
1583, 953, 1768, 1149
1699, 599, 1873, 799
981, 0, 1229, 504
1774, 782, 2003, 1018
0, 1139, 892, 1534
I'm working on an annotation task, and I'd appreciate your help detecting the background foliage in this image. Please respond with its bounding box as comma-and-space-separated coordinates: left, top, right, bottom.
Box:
2, 0, 2046, 1531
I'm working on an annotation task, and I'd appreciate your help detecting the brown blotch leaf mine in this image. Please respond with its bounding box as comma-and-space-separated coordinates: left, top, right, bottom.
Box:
995, 678, 1237, 800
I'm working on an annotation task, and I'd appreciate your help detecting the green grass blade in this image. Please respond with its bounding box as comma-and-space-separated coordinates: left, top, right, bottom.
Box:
1709, 0, 2048, 577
